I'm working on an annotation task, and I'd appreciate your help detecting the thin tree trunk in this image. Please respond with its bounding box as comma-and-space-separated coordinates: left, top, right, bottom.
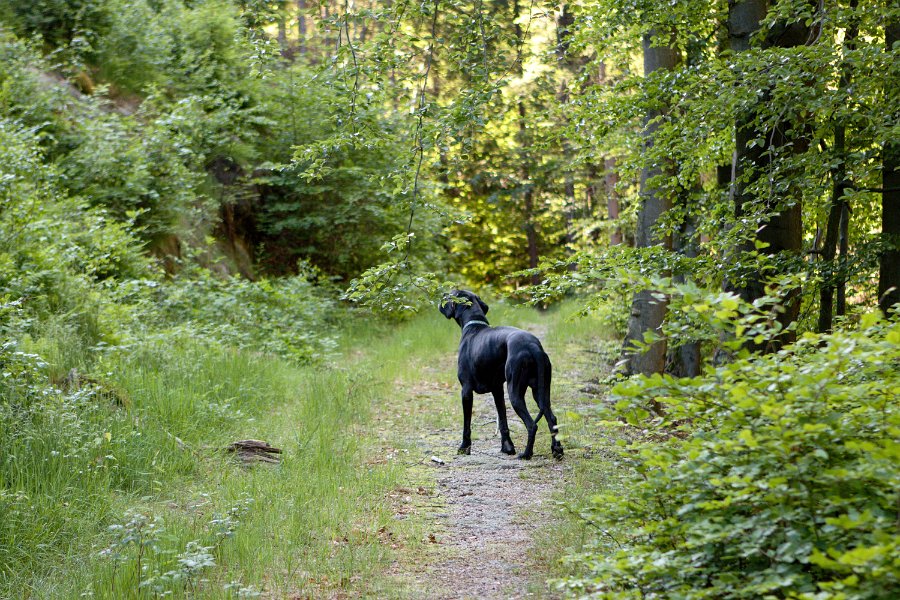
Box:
673, 213, 701, 376
879, 19, 900, 315
605, 158, 623, 246
515, 0, 540, 286
596, 61, 623, 247
524, 186, 540, 285
297, 0, 307, 55
278, 15, 287, 52
819, 4, 857, 331
277, 1, 294, 59
621, 31, 679, 376
564, 175, 576, 248
554, 5, 577, 251
519, 97, 540, 285
837, 200, 850, 315
819, 174, 846, 331
585, 162, 597, 220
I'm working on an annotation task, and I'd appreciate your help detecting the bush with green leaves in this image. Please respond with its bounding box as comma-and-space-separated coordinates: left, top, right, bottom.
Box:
560, 314, 899, 599
107, 264, 338, 363
0, 117, 149, 335
0, 27, 208, 247
0, 0, 112, 57
58, 100, 207, 244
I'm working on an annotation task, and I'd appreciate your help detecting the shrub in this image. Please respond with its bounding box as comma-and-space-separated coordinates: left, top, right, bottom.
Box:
560, 315, 900, 599
58, 103, 205, 244
109, 266, 338, 363
0, 119, 149, 342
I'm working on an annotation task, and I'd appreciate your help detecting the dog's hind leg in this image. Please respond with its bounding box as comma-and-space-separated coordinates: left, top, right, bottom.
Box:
547, 407, 563, 459
508, 377, 537, 460
541, 401, 564, 459
533, 357, 563, 459
458, 387, 473, 455
492, 388, 516, 455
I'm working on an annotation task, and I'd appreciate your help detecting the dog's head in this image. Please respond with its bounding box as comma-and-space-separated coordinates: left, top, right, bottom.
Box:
439, 290, 489, 321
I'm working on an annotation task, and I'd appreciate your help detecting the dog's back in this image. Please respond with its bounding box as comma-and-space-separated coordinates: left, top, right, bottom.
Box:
459, 326, 550, 395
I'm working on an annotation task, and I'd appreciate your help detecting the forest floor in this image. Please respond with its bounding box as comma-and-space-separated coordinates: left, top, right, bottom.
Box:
368, 316, 616, 599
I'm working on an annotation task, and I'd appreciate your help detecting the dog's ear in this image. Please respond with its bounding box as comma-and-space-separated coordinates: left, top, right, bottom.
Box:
439, 297, 456, 319
477, 296, 489, 315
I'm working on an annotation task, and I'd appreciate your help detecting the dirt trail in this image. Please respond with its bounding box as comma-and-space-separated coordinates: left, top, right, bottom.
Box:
412, 418, 564, 599
387, 325, 569, 600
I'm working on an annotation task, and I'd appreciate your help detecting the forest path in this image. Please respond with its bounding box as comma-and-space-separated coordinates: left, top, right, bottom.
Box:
375, 323, 576, 599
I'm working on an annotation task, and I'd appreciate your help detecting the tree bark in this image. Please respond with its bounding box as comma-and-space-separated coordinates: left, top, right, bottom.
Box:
524, 187, 541, 285
819, 175, 847, 332
621, 31, 680, 376
276, 1, 293, 59
519, 96, 540, 285
297, 0, 307, 55
728, 0, 809, 349
564, 174, 576, 248
596, 61, 623, 246
605, 158, 623, 246
819, 2, 857, 331
879, 19, 900, 316
673, 213, 701, 377
515, 0, 541, 286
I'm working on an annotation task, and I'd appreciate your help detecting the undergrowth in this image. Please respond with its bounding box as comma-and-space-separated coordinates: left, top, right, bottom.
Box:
555, 312, 900, 599
0, 303, 465, 598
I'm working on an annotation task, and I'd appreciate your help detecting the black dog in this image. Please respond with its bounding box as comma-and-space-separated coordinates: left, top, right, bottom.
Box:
440, 290, 563, 460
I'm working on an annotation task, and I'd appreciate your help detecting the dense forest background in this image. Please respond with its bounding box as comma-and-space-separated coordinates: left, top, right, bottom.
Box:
1, 0, 898, 598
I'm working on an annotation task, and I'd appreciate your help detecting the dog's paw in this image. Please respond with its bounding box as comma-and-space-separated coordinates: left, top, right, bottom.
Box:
457, 445, 471, 455
552, 445, 564, 460
517, 451, 533, 460
501, 440, 516, 455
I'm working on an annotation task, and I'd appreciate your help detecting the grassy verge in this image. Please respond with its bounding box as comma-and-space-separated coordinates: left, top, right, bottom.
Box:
2, 310, 466, 599
523, 303, 629, 591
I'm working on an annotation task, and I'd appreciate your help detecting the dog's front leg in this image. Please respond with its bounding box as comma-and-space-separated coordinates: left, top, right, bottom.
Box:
458, 387, 473, 455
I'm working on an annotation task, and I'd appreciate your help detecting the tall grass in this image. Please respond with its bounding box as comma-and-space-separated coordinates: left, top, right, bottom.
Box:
2, 297, 605, 598
1, 310, 451, 598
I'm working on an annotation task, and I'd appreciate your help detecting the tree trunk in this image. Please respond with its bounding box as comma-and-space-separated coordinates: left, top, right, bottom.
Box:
564, 175, 576, 248
620, 31, 680, 376
819, 175, 847, 332
596, 62, 623, 246
605, 158, 623, 246
585, 162, 598, 220
819, 3, 857, 331
524, 187, 541, 285
673, 213, 701, 377
515, 0, 540, 286
879, 19, 900, 316
297, 0, 307, 55
277, 1, 291, 59
519, 97, 540, 286
728, 0, 809, 349
836, 199, 850, 316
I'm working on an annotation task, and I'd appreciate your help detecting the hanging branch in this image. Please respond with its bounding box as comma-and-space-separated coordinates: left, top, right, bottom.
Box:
492, 0, 536, 86
343, 0, 360, 135
402, 0, 441, 267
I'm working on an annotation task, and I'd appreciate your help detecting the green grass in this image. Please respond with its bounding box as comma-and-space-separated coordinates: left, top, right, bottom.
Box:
519, 303, 630, 590
2, 298, 625, 599
1, 311, 459, 599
